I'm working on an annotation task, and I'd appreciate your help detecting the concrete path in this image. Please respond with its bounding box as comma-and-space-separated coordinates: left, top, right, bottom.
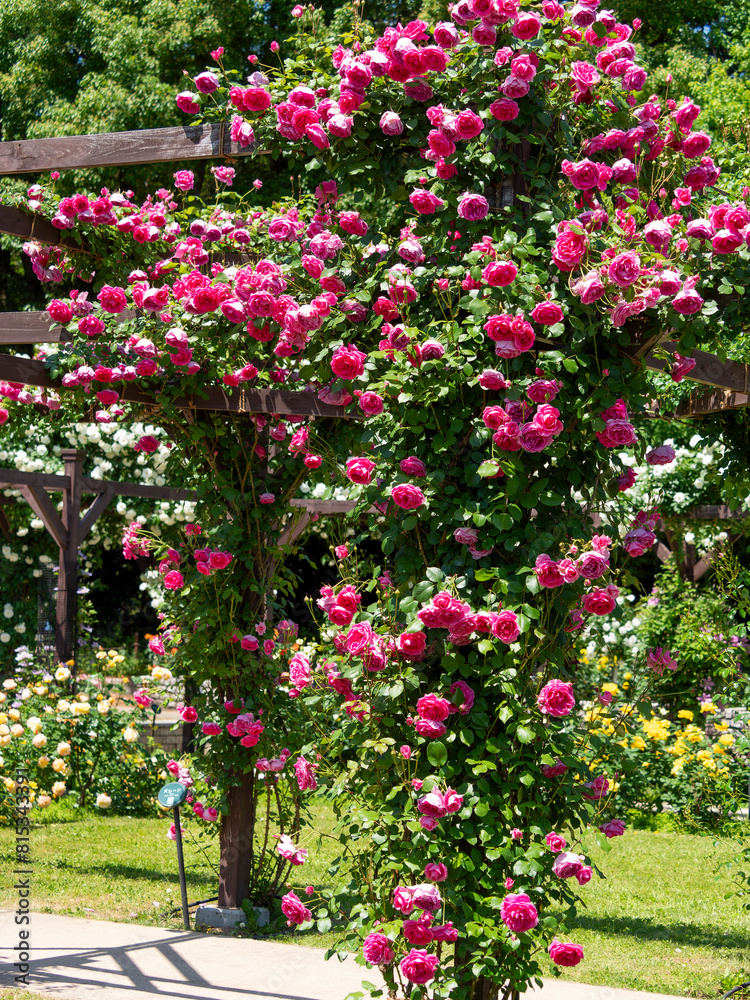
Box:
0, 911, 686, 1000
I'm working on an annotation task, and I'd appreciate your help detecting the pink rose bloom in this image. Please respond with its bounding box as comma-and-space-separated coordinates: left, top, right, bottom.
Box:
672, 285, 703, 314
670, 353, 697, 382
478, 369, 510, 390
393, 885, 416, 914
392, 484, 425, 509
535, 554, 565, 589
545, 831, 567, 853
397, 631, 427, 659
511, 828, 523, 840
133, 688, 152, 708
623, 526, 656, 557
489, 98, 520, 121
424, 862, 448, 882
578, 550, 609, 579
449, 679, 474, 715
530, 301, 564, 326
403, 919, 434, 946
410, 188, 445, 214
47, 299, 73, 323
411, 883, 442, 912
599, 818, 626, 838
281, 890, 312, 926
363, 932, 394, 965
483, 261, 517, 287
414, 718, 447, 739
164, 570, 184, 590
549, 939, 584, 967
179, 705, 198, 723
380, 111, 404, 135
201, 722, 222, 736
259, 492, 275, 504
541, 759, 568, 777
500, 893, 538, 933
576, 866, 593, 885
443, 788, 463, 813
491, 610, 520, 644
646, 445, 676, 465
399, 950, 439, 985
418, 791, 448, 818
458, 193, 490, 221
358, 391, 384, 416
175, 92, 199, 114
582, 587, 618, 615
346, 456, 376, 484
400, 456, 427, 477
552, 851, 585, 878
241, 635, 259, 651
97, 285, 128, 313
538, 679, 575, 718
331, 343, 366, 380
416, 693, 451, 722
173, 170, 195, 192
294, 755, 318, 791
608, 251, 641, 288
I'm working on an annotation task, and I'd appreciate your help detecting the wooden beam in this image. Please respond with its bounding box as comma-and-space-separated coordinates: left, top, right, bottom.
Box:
277, 509, 312, 548
689, 505, 749, 520
18, 484, 68, 549
0, 353, 356, 419
0, 124, 256, 175
288, 498, 357, 514
674, 387, 750, 417
78, 492, 115, 542
80, 479, 195, 502
0, 311, 72, 344
0, 470, 69, 490
644, 341, 750, 394
0, 205, 86, 251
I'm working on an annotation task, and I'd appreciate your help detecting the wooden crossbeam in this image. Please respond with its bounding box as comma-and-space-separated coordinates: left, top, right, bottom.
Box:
0, 205, 86, 251
643, 341, 750, 394
0, 311, 72, 344
18, 484, 68, 549
0, 124, 256, 175
0, 353, 355, 419
78, 492, 115, 542
674, 387, 750, 417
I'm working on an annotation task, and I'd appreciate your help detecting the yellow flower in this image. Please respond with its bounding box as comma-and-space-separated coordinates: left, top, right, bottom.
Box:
51, 758, 68, 775
37, 794, 52, 808
713, 721, 729, 732
8, 709, 20, 722
671, 759, 686, 776
10, 724, 24, 737
702, 757, 717, 771
677, 709, 694, 721
71, 702, 91, 716
97, 701, 110, 715
38, 755, 49, 768
602, 682, 619, 695
123, 727, 139, 743
623, 672, 632, 680
684, 725, 703, 744
96, 793, 112, 809
51, 781, 66, 797
2, 679, 17, 691
642, 719, 671, 741
57, 699, 70, 712
700, 702, 716, 714
55, 666, 71, 682
718, 733, 734, 747
32, 733, 47, 749
630, 735, 647, 751
65, 659, 75, 667
3, 776, 16, 792
57, 741, 71, 757
95, 651, 107, 660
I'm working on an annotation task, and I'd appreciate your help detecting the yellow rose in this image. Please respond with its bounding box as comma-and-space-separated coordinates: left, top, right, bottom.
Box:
37, 794, 52, 808
32, 734, 47, 749
51, 781, 66, 798
55, 666, 71, 682
38, 755, 50, 768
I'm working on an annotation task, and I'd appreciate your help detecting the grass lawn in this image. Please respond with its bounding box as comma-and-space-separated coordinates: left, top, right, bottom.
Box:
1, 799, 749, 996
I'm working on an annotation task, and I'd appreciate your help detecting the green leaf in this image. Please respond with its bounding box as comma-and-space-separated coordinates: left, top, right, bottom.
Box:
427, 741, 448, 767
516, 726, 535, 743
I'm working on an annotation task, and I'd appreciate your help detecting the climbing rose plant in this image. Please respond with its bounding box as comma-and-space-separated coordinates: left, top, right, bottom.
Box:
3, 0, 750, 996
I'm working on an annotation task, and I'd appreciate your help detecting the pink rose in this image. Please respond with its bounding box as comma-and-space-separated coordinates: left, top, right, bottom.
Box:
538, 679, 575, 718
175, 91, 200, 114
164, 570, 184, 590
578, 551, 609, 579
457, 193, 489, 221
530, 301, 564, 325
552, 851, 585, 878
397, 632, 427, 659
363, 932, 394, 964
416, 693, 451, 722
608, 251, 641, 288
575, 866, 593, 885
646, 445, 676, 465
403, 919, 434, 946
97, 285, 128, 313
400, 456, 427, 477
424, 862, 448, 882
545, 831, 567, 853
670, 353, 697, 382
410, 189, 445, 215
535, 554, 565, 589
280, 890, 312, 926
582, 587, 618, 615
411, 883, 442, 912
380, 111, 404, 135
483, 261, 517, 286
491, 610, 520, 644
201, 722, 222, 736
646, 647, 678, 676
346, 456, 376, 484
391, 484, 425, 509
549, 939, 584, 967
599, 818, 626, 838
179, 705, 198, 723
399, 950, 439, 985
393, 886, 415, 914
173, 170, 195, 192
331, 343, 366, 379
47, 299, 73, 323
500, 893, 538, 932
414, 718, 447, 739
489, 99, 519, 121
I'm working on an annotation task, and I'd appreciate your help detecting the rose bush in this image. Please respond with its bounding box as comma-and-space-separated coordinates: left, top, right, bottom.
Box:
3, 0, 750, 995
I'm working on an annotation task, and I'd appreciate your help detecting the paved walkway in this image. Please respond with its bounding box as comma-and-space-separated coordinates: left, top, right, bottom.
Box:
0, 911, 686, 1000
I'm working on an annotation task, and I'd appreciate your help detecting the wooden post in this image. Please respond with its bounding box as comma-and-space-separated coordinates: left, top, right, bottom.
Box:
56, 449, 84, 665
218, 769, 256, 908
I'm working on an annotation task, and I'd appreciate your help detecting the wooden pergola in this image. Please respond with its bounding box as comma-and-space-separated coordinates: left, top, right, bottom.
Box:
0, 122, 748, 655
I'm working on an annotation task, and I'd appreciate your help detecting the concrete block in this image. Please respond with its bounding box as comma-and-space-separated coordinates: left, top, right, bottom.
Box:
195, 904, 270, 933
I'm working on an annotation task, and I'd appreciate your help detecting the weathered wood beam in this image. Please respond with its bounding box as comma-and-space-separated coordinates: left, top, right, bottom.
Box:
0, 470, 69, 490
78, 492, 115, 542
0, 205, 86, 250
0, 353, 355, 419
288, 498, 357, 514
674, 387, 750, 417
644, 341, 750, 394
18, 484, 68, 549
0, 124, 256, 175
80, 479, 195, 502
0, 311, 72, 344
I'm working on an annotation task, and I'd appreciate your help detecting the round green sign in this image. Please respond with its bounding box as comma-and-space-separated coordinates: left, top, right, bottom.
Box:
157, 782, 188, 808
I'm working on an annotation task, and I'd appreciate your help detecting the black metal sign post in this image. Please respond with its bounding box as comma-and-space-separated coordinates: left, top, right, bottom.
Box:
158, 782, 190, 930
